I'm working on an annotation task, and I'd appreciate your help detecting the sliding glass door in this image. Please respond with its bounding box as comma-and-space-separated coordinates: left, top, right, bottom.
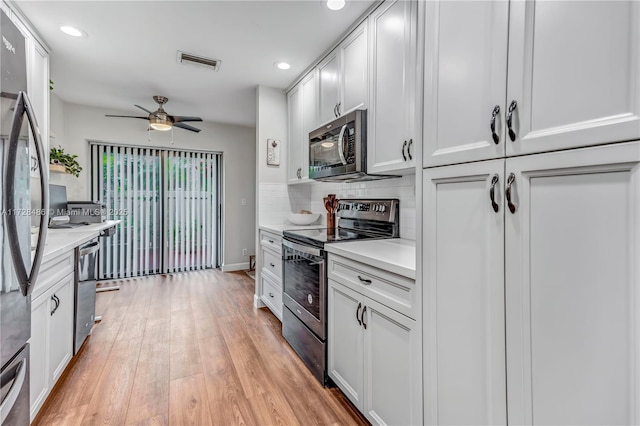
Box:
91, 143, 221, 279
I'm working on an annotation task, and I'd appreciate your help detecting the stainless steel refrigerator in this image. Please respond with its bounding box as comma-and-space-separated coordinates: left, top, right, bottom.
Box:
0, 9, 48, 425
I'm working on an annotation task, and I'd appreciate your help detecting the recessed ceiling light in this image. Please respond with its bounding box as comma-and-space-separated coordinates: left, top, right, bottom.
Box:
60, 25, 87, 38
326, 0, 346, 11
274, 61, 291, 70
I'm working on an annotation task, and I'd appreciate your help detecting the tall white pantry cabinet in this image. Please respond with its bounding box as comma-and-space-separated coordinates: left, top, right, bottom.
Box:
422, 1, 640, 425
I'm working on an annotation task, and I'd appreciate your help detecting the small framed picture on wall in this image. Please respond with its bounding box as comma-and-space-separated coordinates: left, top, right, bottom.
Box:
267, 139, 280, 166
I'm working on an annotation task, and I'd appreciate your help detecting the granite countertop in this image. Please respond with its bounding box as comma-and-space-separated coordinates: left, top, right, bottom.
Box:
40, 220, 122, 260
324, 238, 416, 280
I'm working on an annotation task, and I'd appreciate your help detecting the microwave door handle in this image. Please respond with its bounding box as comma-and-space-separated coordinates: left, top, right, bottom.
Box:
337, 124, 348, 165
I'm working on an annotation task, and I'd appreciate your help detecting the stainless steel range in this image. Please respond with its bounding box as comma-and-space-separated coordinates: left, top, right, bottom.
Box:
281, 199, 399, 385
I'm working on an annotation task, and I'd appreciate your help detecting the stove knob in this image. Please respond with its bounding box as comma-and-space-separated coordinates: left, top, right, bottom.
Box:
380, 205, 386, 212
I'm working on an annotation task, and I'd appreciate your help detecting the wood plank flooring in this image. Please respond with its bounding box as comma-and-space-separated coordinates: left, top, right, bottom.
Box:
33, 270, 368, 426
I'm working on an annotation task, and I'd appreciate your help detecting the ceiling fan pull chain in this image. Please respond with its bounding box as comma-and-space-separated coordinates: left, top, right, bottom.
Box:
171, 127, 174, 144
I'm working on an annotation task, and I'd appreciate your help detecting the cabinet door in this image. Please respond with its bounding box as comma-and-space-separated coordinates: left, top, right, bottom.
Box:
423, 159, 507, 425
368, 0, 417, 174
423, 1, 508, 167
48, 273, 73, 384
340, 22, 368, 114
363, 297, 421, 426
505, 141, 640, 425
287, 84, 303, 183
30, 292, 49, 419
300, 71, 317, 180
506, 1, 640, 156
318, 51, 341, 124
28, 40, 49, 167
328, 279, 364, 410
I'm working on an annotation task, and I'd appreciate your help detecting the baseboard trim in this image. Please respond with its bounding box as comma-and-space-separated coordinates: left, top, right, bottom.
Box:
254, 294, 265, 308
221, 262, 250, 272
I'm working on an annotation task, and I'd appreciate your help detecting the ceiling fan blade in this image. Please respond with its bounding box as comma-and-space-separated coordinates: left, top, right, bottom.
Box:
105, 115, 149, 119
174, 122, 201, 133
134, 104, 159, 117
172, 116, 203, 123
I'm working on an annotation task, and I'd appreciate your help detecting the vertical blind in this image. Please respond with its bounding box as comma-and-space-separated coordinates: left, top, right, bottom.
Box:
91, 144, 220, 279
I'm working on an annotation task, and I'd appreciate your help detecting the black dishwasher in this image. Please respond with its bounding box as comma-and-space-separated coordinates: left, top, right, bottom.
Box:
74, 238, 99, 354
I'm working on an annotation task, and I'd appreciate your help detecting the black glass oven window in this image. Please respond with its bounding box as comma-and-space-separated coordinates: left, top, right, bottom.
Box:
283, 245, 321, 320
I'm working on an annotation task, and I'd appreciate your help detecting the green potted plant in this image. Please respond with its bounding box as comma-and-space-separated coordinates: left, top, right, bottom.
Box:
50, 145, 82, 177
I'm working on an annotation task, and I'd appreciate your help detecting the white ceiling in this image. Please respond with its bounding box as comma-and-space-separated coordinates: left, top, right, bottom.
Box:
14, 0, 377, 127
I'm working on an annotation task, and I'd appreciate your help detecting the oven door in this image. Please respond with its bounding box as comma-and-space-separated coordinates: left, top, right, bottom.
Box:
282, 239, 326, 340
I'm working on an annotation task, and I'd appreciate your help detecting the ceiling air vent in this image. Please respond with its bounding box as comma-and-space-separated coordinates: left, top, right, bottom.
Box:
176, 51, 221, 71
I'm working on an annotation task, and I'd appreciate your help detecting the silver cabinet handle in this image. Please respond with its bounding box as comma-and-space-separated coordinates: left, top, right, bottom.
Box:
357, 275, 372, 284
489, 174, 500, 213
407, 139, 413, 160
507, 100, 517, 142
356, 302, 362, 325
269, 292, 274, 298
490, 105, 501, 144
361, 305, 367, 329
269, 262, 275, 267
268, 239, 274, 244
337, 102, 341, 116
506, 173, 517, 214
402, 140, 407, 161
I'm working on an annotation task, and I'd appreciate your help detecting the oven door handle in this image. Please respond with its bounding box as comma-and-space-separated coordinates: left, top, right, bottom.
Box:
337, 124, 348, 165
282, 239, 322, 257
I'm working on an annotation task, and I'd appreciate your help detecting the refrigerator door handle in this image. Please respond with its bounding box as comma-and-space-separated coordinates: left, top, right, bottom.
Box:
4, 91, 49, 296
0, 357, 26, 424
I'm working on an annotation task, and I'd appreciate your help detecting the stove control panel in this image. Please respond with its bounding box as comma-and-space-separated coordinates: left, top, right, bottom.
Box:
336, 199, 399, 223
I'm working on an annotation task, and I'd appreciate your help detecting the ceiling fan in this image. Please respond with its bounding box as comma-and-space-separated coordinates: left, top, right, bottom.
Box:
106, 96, 202, 133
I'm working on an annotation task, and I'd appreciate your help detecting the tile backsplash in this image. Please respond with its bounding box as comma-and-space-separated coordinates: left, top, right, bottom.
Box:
259, 175, 416, 240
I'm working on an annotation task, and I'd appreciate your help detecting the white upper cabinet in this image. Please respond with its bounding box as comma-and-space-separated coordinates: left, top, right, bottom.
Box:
318, 51, 341, 124
422, 1, 509, 167
424, 0, 640, 167
287, 71, 317, 184
423, 159, 507, 425
287, 84, 303, 183
507, 1, 640, 156
318, 21, 369, 125
340, 23, 368, 114
28, 39, 50, 165
368, 0, 418, 174
505, 141, 640, 425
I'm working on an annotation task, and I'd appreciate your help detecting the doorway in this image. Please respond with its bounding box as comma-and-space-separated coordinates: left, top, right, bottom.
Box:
90, 143, 222, 279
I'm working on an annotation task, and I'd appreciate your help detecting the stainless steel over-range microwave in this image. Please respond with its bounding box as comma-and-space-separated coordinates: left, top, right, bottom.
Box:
309, 109, 367, 182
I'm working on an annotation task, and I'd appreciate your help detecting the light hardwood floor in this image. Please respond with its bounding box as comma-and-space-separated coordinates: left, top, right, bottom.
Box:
33, 270, 368, 426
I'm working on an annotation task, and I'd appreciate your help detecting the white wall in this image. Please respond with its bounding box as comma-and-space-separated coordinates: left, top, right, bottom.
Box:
49, 98, 256, 270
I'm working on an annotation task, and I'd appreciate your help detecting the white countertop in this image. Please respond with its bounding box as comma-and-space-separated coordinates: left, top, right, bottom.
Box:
325, 238, 416, 280
259, 223, 324, 235
41, 220, 121, 260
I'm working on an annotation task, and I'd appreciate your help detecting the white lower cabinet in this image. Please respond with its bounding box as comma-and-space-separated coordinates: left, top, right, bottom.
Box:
259, 230, 283, 320
422, 159, 507, 425
30, 270, 74, 420
505, 141, 640, 425
328, 254, 421, 426
423, 141, 640, 425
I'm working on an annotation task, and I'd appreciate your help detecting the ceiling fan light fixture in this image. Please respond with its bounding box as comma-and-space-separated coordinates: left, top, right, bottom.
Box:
149, 117, 172, 131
